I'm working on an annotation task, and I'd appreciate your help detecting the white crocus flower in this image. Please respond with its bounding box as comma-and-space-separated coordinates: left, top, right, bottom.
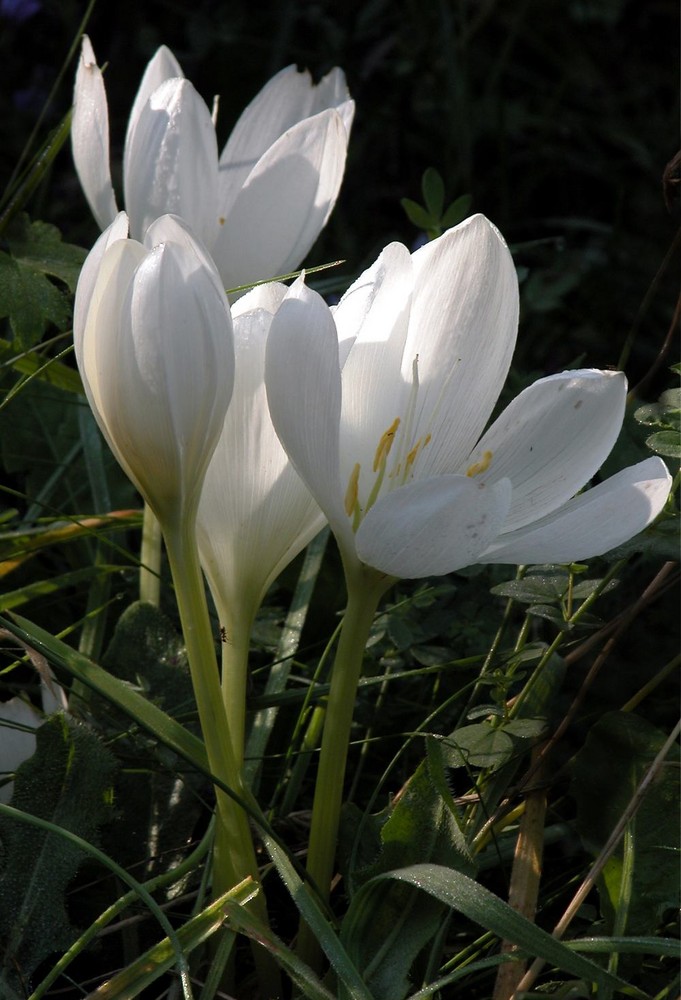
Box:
266, 214, 672, 582
196, 282, 325, 637
196, 283, 326, 762
72, 35, 354, 292
73, 212, 235, 525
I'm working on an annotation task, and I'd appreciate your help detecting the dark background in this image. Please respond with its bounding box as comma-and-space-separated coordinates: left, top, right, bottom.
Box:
1, 0, 679, 385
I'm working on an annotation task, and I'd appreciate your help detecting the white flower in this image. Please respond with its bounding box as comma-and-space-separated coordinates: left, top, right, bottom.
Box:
73, 212, 235, 523
72, 36, 354, 291
265, 214, 672, 580
196, 283, 325, 631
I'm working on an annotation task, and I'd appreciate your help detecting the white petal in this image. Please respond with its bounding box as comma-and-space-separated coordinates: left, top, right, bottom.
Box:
218, 65, 337, 214
125, 45, 184, 153
83, 238, 233, 518
71, 35, 118, 230
73, 211, 129, 363
311, 67, 355, 133
197, 301, 325, 624
265, 278, 351, 550
356, 475, 512, 578
479, 457, 672, 565
406, 215, 520, 478
333, 242, 414, 507
214, 109, 348, 290
470, 369, 627, 530
124, 78, 219, 245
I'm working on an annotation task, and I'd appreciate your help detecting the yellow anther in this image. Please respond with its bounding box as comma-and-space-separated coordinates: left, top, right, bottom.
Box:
466, 450, 493, 478
218, 216, 226, 226
344, 462, 361, 517
373, 418, 401, 472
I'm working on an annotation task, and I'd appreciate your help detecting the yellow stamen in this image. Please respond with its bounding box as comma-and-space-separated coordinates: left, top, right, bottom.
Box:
466, 450, 493, 477
344, 462, 361, 517
373, 417, 401, 472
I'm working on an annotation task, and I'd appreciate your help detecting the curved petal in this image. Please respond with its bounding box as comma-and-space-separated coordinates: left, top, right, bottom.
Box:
406, 215, 520, 478
218, 64, 349, 213
265, 278, 352, 551
356, 475, 512, 578
312, 67, 355, 133
214, 108, 348, 290
71, 35, 118, 230
124, 78, 219, 245
84, 238, 233, 519
334, 242, 414, 504
144, 213, 228, 307
73, 211, 129, 362
470, 369, 627, 530
197, 300, 325, 625
479, 457, 672, 565
125, 45, 184, 152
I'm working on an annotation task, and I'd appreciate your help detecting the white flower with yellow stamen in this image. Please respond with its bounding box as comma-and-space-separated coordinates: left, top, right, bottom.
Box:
266, 214, 671, 580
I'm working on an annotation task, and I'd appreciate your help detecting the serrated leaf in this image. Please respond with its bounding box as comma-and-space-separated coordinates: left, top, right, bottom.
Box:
0, 251, 72, 347
0, 715, 116, 990
421, 168, 445, 218
572, 712, 681, 938
400, 198, 436, 231
4, 214, 86, 293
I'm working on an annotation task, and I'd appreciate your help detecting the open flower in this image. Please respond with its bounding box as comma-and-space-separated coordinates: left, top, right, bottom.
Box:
73, 212, 235, 524
265, 214, 672, 581
72, 35, 354, 291
196, 282, 325, 635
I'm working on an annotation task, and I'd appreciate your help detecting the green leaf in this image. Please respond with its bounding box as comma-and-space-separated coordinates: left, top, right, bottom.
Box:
571, 712, 681, 938
0, 715, 116, 991
490, 574, 566, 604
86, 881, 257, 1000
339, 743, 476, 999
0, 215, 85, 348
442, 722, 516, 769
0, 339, 83, 396
0, 611, 212, 778
344, 864, 645, 998
441, 193, 473, 229
420, 168, 445, 218
400, 198, 436, 231
645, 429, 681, 458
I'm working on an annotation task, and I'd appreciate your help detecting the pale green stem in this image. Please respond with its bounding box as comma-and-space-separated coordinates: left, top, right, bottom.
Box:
219, 605, 255, 771
162, 514, 281, 998
139, 501, 163, 606
297, 568, 389, 971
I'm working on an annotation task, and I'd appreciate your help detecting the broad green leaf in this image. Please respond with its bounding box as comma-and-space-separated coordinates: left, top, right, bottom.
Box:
0, 214, 85, 347
645, 429, 681, 458
441, 193, 473, 228
490, 574, 567, 604
400, 198, 436, 231
421, 168, 445, 218
572, 711, 681, 937
0, 715, 115, 992
344, 864, 644, 998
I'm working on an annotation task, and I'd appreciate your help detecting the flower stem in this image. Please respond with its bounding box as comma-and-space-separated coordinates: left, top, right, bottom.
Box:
162, 514, 281, 997
220, 607, 254, 770
297, 569, 388, 971
139, 502, 162, 606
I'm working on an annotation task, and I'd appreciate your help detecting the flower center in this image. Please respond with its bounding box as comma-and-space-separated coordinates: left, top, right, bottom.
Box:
343, 355, 433, 530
